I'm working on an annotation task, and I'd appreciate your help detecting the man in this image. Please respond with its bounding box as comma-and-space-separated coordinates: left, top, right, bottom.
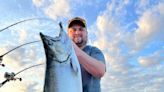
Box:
67, 17, 106, 92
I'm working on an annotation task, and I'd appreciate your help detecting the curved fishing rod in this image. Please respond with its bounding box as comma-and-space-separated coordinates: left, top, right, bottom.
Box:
0, 63, 44, 87
0, 40, 41, 67
15, 63, 44, 76
0, 18, 52, 32
1, 40, 41, 57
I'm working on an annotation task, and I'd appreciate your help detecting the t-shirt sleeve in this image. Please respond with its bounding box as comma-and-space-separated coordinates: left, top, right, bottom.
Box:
90, 46, 106, 64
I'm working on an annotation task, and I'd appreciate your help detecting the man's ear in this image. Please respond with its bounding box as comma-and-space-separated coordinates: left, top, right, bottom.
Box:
67, 28, 71, 37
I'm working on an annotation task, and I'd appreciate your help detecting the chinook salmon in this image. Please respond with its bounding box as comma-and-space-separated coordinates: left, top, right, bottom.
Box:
40, 23, 82, 92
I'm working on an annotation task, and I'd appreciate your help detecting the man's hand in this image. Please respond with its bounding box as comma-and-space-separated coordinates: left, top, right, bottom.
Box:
72, 42, 81, 56
72, 42, 106, 78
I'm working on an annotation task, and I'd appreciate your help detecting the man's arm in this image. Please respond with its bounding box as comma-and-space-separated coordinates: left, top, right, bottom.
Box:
73, 42, 106, 78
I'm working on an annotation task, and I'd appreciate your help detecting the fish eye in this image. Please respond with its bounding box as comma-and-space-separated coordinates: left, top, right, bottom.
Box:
48, 40, 53, 45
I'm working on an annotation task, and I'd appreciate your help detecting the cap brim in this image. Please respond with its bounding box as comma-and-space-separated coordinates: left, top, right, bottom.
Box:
68, 20, 86, 28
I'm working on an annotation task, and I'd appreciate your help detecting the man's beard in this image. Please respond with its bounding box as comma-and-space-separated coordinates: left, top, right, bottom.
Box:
73, 37, 87, 47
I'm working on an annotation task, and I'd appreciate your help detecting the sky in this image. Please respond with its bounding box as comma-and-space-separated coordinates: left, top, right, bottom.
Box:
0, 0, 164, 92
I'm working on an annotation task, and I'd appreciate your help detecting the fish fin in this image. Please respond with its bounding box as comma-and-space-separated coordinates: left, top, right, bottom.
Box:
70, 58, 78, 75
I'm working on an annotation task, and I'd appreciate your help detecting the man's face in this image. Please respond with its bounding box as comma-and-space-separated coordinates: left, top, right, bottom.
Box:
68, 24, 87, 47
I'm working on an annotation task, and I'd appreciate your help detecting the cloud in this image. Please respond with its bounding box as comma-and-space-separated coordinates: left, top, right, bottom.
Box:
0, 41, 43, 67
18, 29, 27, 43
0, 82, 26, 92
131, 3, 164, 51
44, 0, 71, 20
0, 15, 55, 92
135, 0, 164, 14
92, 0, 130, 66
0, 64, 45, 92
0, 15, 61, 91
26, 82, 38, 92
21, 65, 45, 92
138, 50, 164, 67
70, 0, 105, 7
101, 64, 164, 92
1, 0, 164, 92
32, 0, 44, 7
89, 1, 164, 92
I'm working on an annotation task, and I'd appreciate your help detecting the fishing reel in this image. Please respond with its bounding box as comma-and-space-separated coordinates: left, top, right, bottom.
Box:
4, 72, 22, 81
0, 63, 43, 87
0, 72, 22, 88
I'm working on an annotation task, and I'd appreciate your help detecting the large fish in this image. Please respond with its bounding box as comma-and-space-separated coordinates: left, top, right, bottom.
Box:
40, 23, 82, 92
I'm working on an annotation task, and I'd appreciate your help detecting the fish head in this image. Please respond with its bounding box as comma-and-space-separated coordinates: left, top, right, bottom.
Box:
40, 23, 72, 63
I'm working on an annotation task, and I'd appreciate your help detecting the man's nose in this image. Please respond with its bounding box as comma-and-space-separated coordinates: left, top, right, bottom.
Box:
75, 30, 81, 34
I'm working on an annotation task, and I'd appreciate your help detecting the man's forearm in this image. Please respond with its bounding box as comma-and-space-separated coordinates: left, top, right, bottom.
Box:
73, 43, 106, 78
78, 50, 106, 78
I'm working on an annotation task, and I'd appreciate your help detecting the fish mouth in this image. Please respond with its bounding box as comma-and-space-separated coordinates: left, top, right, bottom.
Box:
54, 54, 71, 63
39, 32, 44, 38
40, 32, 71, 63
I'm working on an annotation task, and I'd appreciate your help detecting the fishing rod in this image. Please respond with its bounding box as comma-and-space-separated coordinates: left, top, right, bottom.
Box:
0, 18, 52, 32
0, 40, 41, 67
0, 63, 44, 87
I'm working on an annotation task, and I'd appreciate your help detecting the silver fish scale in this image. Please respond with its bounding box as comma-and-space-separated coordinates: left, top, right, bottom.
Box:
40, 24, 82, 92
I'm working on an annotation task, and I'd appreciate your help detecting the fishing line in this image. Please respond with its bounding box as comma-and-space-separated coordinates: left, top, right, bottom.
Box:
0, 18, 53, 32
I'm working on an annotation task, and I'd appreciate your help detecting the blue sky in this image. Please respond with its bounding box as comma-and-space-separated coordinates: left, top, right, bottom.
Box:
0, 0, 164, 92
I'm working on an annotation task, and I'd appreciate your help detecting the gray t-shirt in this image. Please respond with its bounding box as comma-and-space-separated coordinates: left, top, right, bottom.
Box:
81, 45, 106, 92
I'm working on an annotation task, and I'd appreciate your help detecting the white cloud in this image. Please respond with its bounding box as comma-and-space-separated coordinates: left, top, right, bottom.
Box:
0, 82, 26, 92
135, 0, 163, 15
1, 42, 42, 66
138, 50, 164, 67
89, 1, 164, 92
33, 0, 73, 21
70, 0, 104, 7
20, 65, 45, 92
131, 3, 164, 51
92, 0, 129, 65
0, 64, 45, 92
17, 29, 27, 43
44, 0, 71, 20
0, 0, 164, 92
32, 0, 44, 7
0, 15, 60, 91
